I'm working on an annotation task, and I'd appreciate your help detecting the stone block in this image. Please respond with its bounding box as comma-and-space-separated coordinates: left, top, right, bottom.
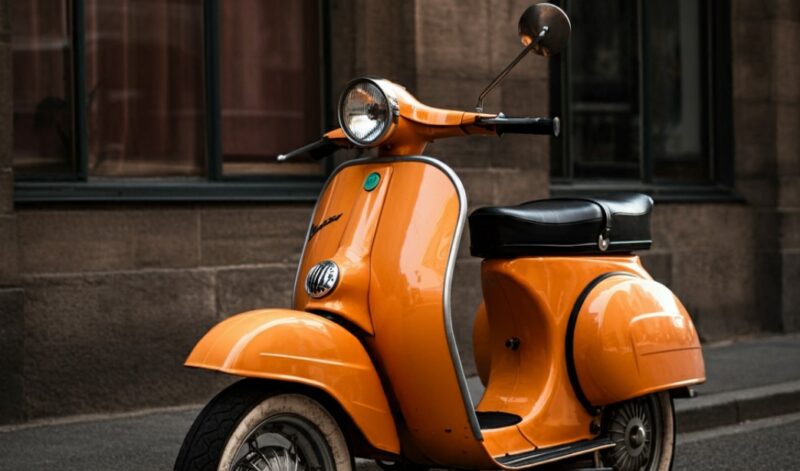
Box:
650, 204, 754, 252
0, 41, 11, 168
781, 251, 800, 331
415, 75, 500, 114
776, 104, 800, 175
774, 21, 800, 104
488, 0, 550, 81
735, 177, 778, 208
639, 251, 673, 287
21, 269, 226, 419
0, 214, 17, 285
18, 208, 200, 275
450, 258, 483, 376
500, 78, 549, 118
670, 250, 761, 341
428, 137, 493, 169
493, 134, 548, 171
416, 0, 491, 78
129, 210, 201, 269
779, 176, 800, 208
215, 264, 297, 317
780, 209, 800, 249
453, 168, 495, 208
350, 0, 417, 87
0, 288, 24, 423
492, 168, 547, 205
200, 205, 311, 267
775, 0, 800, 21
732, 0, 777, 21
754, 250, 784, 331
0, 168, 12, 214
751, 208, 780, 249
733, 101, 777, 178
731, 20, 774, 102
0, 0, 8, 35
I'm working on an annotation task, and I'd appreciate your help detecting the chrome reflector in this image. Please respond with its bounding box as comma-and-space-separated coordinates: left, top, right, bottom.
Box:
304, 261, 340, 299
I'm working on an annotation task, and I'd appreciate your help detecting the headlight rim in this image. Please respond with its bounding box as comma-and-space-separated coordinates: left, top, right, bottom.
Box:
337, 77, 400, 147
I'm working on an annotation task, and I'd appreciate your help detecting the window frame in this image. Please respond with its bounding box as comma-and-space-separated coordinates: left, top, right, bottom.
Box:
14, 0, 333, 203
549, 0, 740, 203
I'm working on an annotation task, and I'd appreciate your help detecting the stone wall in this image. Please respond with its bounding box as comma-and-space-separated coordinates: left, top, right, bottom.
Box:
0, 0, 25, 423
1, 0, 797, 425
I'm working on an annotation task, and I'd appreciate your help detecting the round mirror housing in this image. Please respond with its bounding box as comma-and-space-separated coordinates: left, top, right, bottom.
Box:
518, 3, 571, 56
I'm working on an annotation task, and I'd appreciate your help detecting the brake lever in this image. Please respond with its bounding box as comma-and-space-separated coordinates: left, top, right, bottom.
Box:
277, 138, 339, 162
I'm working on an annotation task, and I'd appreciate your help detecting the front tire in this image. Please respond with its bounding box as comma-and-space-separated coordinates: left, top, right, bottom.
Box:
175, 379, 352, 471
600, 392, 675, 471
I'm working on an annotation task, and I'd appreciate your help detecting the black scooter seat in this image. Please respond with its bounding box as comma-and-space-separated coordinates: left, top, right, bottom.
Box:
468, 193, 653, 258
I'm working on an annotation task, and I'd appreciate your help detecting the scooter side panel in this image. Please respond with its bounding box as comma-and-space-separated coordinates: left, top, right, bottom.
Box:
572, 277, 706, 406
184, 308, 400, 454
367, 159, 495, 468
477, 256, 651, 451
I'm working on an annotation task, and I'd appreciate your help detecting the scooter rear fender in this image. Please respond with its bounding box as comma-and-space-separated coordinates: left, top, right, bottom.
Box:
185, 309, 400, 454
570, 274, 706, 409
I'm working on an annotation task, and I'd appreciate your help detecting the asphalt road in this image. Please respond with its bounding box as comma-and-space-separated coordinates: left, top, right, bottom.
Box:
1, 408, 799, 470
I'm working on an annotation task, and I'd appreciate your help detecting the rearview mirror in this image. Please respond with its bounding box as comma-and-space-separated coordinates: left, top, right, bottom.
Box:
475, 3, 571, 111
518, 3, 571, 57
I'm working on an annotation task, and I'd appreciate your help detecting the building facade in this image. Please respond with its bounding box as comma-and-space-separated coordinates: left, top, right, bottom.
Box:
0, 0, 798, 424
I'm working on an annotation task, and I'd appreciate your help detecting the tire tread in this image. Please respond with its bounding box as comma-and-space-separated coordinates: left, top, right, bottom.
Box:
174, 380, 269, 471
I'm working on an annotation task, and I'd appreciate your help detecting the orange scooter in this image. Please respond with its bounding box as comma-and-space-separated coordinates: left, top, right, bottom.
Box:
175, 4, 705, 471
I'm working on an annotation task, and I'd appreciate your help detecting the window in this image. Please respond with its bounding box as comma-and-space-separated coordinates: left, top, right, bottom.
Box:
12, 0, 329, 201
550, 0, 735, 201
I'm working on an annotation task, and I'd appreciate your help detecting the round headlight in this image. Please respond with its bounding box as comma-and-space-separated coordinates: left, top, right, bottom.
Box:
338, 78, 398, 146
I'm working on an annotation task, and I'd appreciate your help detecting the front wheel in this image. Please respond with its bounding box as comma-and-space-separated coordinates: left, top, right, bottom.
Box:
175, 379, 353, 471
601, 392, 675, 471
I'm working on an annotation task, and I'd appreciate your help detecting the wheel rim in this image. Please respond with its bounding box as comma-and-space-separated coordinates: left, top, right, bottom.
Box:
602, 396, 662, 471
231, 413, 334, 471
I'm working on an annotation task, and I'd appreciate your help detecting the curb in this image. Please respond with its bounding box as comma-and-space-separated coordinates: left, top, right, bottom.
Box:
675, 380, 800, 433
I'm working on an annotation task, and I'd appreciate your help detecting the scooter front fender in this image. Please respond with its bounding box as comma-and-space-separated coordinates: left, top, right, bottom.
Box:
185, 309, 400, 454
570, 274, 706, 408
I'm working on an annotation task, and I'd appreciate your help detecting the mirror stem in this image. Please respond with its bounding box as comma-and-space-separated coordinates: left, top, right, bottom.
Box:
475, 27, 548, 113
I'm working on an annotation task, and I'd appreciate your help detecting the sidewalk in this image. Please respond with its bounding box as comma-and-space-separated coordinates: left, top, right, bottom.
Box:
1, 333, 799, 470
672, 333, 800, 432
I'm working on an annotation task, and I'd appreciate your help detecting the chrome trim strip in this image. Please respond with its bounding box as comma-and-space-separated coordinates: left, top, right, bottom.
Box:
500, 440, 616, 468
292, 155, 482, 441
411, 156, 483, 441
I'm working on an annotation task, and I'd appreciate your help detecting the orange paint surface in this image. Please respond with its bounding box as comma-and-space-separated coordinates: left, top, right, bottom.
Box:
185, 309, 400, 454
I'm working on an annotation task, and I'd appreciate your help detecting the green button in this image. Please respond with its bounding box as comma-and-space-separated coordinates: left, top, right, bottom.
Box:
364, 172, 381, 191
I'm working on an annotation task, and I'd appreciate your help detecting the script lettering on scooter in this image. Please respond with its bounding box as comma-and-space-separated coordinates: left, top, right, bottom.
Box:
308, 213, 343, 241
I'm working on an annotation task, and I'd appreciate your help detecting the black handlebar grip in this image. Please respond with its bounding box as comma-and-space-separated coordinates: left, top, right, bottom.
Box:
477, 116, 560, 137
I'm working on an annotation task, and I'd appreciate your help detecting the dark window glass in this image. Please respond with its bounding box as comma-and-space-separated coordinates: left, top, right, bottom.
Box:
220, 0, 323, 176
567, 0, 640, 180
552, 0, 714, 185
11, 0, 75, 178
84, 0, 207, 177
11, 0, 330, 201
649, 0, 709, 182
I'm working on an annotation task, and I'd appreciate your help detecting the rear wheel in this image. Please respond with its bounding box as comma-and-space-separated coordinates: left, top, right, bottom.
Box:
175, 379, 352, 471
600, 392, 675, 471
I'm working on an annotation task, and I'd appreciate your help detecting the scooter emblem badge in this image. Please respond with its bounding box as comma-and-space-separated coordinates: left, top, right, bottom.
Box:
364, 172, 381, 191
305, 260, 340, 298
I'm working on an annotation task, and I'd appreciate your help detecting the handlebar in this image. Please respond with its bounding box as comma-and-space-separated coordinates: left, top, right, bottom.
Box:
475, 116, 560, 137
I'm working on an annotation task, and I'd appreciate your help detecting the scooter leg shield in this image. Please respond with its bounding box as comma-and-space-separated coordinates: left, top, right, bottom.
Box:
570, 275, 706, 408
185, 308, 400, 454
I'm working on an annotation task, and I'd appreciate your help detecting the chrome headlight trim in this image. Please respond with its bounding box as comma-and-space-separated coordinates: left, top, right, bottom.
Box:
304, 260, 340, 299
337, 77, 399, 147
